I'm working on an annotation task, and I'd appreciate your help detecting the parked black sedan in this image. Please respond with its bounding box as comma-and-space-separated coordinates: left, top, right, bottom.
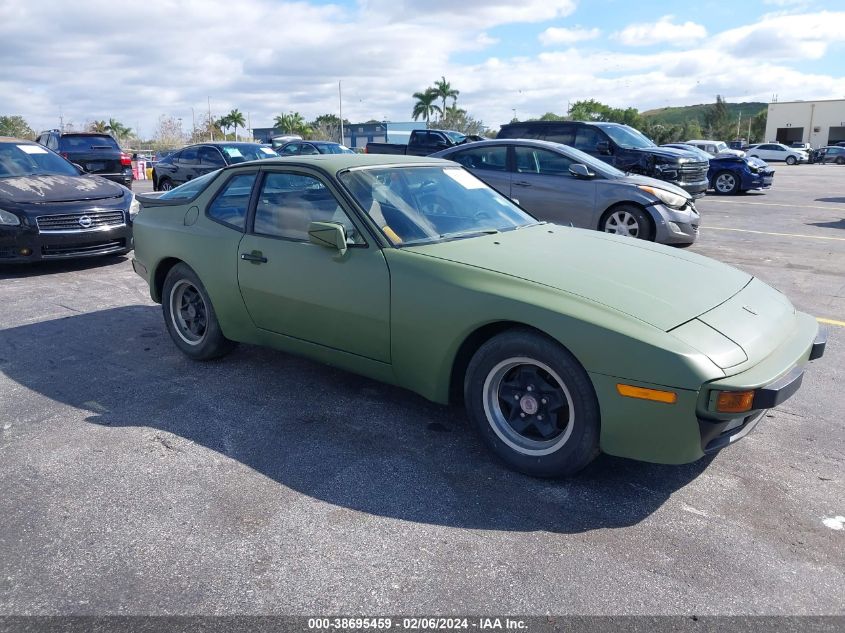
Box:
152, 142, 278, 191
0, 137, 136, 264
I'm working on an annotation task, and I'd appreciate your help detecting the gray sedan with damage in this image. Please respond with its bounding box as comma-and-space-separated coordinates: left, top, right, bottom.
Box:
432, 139, 699, 245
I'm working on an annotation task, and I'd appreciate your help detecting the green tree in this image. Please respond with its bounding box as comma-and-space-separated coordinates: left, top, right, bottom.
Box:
750, 110, 767, 143
704, 95, 730, 138
411, 89, 441, 128
567, 99, 613, 121
0, 115, 35, 139
227, 109, 245, 141
88, 120, 109, 133
309, 114, 350, 142
273, 112, 311, 136
438, 104, 489, 136
106, 118, 132, 143
535, 112, 566, 121
432, 76, 459, 120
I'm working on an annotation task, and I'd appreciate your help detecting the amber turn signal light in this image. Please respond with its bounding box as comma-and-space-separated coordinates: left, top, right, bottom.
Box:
715, 390, 755, 413
616, 384, 677, 404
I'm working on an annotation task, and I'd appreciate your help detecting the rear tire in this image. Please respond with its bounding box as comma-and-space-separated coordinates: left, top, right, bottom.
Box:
162, 263, 236, 360
836, 156, 845, 165
464, 329, 600, 478
712, 170, 741, 195
601, 204, 654, 241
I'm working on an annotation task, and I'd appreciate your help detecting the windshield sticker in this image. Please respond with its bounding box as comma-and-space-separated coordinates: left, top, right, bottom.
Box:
444, 168, 485, 189
259, 147, 276, 155
223, 147, 243, 158
18, 144, 48, 154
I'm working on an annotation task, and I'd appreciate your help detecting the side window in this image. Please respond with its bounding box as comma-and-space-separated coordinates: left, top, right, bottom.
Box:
206, 172, 256, 230
179, 148, 199, 165
515, 147, 573, 175
47, 135, 59, 151
199, 146, 225, 167
450, 146, 507, 171
543, 125, 575, 145
281, 143, 300, 155
572, 127, 604, 152
253, 172, 365, 244
299, 144, 320, 155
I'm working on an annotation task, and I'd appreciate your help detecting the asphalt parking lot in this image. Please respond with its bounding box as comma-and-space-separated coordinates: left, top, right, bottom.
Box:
1, 165, 843, 616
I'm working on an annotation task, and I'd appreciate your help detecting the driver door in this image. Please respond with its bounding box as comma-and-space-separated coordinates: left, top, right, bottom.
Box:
237, 169, 391, 363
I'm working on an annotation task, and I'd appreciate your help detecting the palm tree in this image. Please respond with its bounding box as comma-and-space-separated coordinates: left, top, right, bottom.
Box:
106, 118, 132, 142
433, 76, 459, 121
411, 90, 442, 128
89, 120, 109, 133
273, 112, 309, 135
227, 109, 245, 141
216, 115, 232, 140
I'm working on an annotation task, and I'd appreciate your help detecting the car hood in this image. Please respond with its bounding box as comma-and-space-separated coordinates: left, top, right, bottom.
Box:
631, 145, 702, 162
610, 173, 691, 198
407, 224, 750, 331
0, 174, 126, 204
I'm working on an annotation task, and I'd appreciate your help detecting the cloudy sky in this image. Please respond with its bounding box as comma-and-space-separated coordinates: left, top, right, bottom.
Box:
1, 0, 843, 138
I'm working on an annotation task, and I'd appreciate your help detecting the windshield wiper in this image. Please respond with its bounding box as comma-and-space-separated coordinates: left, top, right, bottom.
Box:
439, 228, 500, 240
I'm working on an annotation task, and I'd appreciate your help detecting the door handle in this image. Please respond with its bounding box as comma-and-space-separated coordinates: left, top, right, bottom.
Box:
240, 252, 267, 263
513, 181, 532, 187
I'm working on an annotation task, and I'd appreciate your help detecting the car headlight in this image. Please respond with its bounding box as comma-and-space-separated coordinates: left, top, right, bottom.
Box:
128, 193, 140, 220
637, 185, 689, 209
0, 208, 21, 226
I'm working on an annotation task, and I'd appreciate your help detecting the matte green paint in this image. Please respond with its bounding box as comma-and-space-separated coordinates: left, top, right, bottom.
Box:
133, 155, 820, 465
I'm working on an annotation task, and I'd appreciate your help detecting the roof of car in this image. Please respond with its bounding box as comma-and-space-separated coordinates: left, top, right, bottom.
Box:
0, 137, 35, 144
186, 141, 266, 147
686, 139, 724, 144
237, 154, 454, 171
434, 138, 571, 153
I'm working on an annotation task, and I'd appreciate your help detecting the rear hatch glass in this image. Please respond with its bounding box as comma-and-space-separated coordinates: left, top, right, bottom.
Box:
59, 135, 121, 174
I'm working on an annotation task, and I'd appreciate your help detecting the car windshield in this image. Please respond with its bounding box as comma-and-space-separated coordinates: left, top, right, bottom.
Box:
316, 143, 355, 154
219, 144, 278, 163
158, 169, 219, 199
339, 165, 537, 246
597, 125, 655, 149
444, 131, 467, 144
714, 142, 729, 153
0, 142, 80, 178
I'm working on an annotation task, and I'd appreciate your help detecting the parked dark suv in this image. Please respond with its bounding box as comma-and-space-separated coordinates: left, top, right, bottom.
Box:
36, 130, 133, 188
497, 121, 709, 197
152, 142, 278, 191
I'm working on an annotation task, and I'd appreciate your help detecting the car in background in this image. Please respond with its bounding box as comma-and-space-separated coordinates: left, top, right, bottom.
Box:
747, 143, 807, 165
366, 129, 469, 156
685, 139, 745, 157
663, 144, 775, 195
814, 146, 845, 165
497, 121, 709, 198
131, 153, 825, 477
36, 130, 133, 188
269, 135, 303, 150
0, 137, 136, 263
433, 139, 698, 245
729, 140, 749, 151
789, 142, 813, 152
276, 141, 354, 156
152, 142, 278, 191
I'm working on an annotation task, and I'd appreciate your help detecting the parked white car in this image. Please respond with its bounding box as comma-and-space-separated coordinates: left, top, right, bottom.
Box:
685, 139, 745, 158
747, 143, 807, 165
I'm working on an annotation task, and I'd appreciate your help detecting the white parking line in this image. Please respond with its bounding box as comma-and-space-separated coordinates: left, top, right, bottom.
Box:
704, 226, 845, 241
701, 200, 841, 211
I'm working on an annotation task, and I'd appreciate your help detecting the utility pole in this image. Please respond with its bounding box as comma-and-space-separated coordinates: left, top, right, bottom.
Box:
191, 107, 196, 141
339, 80, 344, 145
247, 112, 251, 141
208, 97, 213, 141
737, 111, 742, 139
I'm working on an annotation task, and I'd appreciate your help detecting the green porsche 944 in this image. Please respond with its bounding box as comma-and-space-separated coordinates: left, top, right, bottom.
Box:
132, 154, 825, 477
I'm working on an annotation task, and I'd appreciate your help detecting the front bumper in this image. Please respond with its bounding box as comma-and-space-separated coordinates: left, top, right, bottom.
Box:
697, 324, 826, 454
650, 201, 699, 245
0, 223, 132, 264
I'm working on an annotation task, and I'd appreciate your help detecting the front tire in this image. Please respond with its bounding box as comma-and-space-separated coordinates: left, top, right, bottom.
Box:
786, 155, 797, 165
837, 156, 845, 165
601, 204, 654, 241
713, 170, 740, 195
162, 263, 236, 360
464, 329, 600, 478
159, 178, 174, 191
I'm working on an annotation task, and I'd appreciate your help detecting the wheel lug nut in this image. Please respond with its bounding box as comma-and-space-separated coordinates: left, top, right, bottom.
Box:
527, 385, 534, 392
541, 398, 547, 404
537, 415, 543, 421
520, 413, 526, 418
514, 394, 520, 400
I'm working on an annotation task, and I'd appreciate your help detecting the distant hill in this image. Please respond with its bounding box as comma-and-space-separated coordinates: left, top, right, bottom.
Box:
641, 102, 767, 126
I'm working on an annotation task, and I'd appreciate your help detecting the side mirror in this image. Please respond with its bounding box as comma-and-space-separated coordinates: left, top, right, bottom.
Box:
595, 141, 611, 155
308, 221, 348, 256
569, 163, 595, 178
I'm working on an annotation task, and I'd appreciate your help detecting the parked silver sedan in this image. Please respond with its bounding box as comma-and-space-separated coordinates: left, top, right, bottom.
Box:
432, 139, 699, 245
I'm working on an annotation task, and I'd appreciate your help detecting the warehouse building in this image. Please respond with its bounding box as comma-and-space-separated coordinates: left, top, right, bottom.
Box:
765, 98, 845, 147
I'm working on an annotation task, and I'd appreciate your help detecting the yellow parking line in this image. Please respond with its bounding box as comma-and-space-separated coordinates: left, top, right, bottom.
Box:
818, 317, 845, 328
702, 200, 839, 211
704, 226, 845, 241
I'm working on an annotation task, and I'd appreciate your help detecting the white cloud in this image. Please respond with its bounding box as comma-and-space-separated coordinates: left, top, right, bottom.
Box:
616, 15, 708, 47
359, 0, 577, 28
539, 26, 601, 46
714, 11, 845, 60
